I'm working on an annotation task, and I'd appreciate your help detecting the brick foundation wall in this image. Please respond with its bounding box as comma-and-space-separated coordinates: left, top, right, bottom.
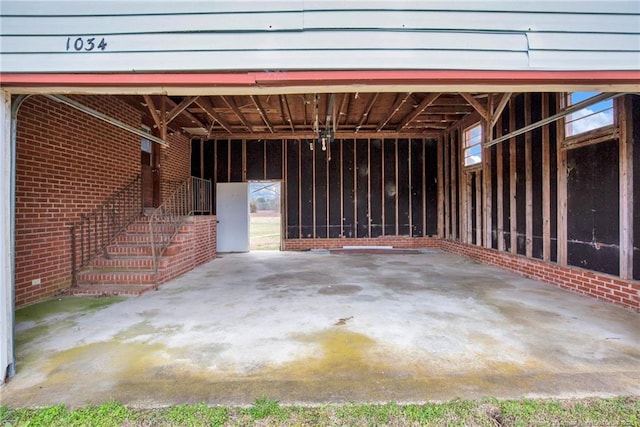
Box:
282, 236, 441, 251
159, 132, 191, 202
440, 240, 640, 310
15, 95, 141, 306
157, 216, 216, 284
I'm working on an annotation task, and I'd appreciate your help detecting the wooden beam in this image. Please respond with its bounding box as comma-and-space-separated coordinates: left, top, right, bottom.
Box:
250, 95, 274, 133
509, 99, 517, 254
396, 93, 441, 131
497, 128, 504, 251
282, 95, 296, 133
542, 93, 552, 261
460, 93, 489, 120
490, 92, 512, 128
483, 118, 492, 248
475, 171, 482, 245
356, 93, 379, 132
619, 95, 634, 279
444, 133, 451, 238
160, 96, 167, 140
206, 130, 441, 140
166, 96, 199, 125
336, 93, 349, 131
142, 95, 162, 129
437, 135, 444, 237
165, 96, 205, 128
525, 93, 533, 258
221, 96, 253, 133
377, 92, 412, 132
194, 97, 233, 134
557, 94, 568, 266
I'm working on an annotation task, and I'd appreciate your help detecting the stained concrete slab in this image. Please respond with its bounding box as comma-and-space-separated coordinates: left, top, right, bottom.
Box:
2, 251, 639, 408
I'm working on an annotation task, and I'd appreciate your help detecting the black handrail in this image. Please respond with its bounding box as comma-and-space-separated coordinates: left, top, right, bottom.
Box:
70, 174, 142, 286
149, 176, 212, 278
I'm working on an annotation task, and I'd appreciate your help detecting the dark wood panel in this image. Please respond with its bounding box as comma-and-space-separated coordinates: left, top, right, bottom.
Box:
246, 139, 265, 181
397, 139, 410, 235
328, 139, 342, 238
229, 139, 243, 182
285, 139, 299, 239
369, 139, 383, 238
411, 138, 424, 237
191, 139, 202, 178
383, 139, 397, 236
215, 140, 229, 183
515, 94, 527, 255
425, 139, 438, 236
490, 144, 498, 249
315, 144, 328, 238
266, 139, 283, 180
342, 139, 356, 238
549, 94, 559, 262
633, 95, 640, 280
501, 111, 512, 252
531, 93, 544, 259
356, 139, 369, 238
300, 140, 314, 238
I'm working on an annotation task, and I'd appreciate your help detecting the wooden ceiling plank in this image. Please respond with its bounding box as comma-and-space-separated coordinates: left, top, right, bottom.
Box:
376, 92, 412, 132
194, 97, 233, 134
250, 95, 274, 133
460, 93, 489, 120
221, 95, 254, 133
355, 93, 380, 132
395, 93, 441, 131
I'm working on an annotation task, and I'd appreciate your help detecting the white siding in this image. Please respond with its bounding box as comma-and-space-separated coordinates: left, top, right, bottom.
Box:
0, 1, 638, 73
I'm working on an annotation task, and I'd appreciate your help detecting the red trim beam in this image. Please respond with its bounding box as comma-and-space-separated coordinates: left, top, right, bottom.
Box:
1, 70, 639, 88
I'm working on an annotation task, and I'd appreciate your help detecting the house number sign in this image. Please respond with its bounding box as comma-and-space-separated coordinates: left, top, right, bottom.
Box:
65, 37, 108, 52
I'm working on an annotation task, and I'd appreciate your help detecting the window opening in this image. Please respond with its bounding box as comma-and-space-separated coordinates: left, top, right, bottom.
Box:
564, 92, 614, 137
464, 123, 483, 166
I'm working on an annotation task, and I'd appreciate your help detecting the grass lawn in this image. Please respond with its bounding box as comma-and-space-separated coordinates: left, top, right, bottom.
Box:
250, 213, 280, 251
1, 397, 638, 426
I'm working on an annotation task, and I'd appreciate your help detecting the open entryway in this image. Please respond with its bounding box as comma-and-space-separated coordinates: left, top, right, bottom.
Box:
249, 182, 282, 251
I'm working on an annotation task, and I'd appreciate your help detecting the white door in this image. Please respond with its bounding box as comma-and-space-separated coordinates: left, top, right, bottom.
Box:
216, 183, 250, 252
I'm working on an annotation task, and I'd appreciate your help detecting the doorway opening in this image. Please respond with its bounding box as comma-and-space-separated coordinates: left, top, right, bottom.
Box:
249, 181, 282, 251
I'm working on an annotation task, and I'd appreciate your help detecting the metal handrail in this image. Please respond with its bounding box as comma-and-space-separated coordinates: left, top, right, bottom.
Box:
70, 174, 142, 286
149, 176, 212, 277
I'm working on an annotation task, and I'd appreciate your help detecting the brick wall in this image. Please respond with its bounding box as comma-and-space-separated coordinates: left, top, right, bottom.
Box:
156, 216, 217, 284
282, 236, 440, 251
15, 95, 193, 307
15, 95, 141, 306
440, 240, 640, 310
159, 132, 191, 202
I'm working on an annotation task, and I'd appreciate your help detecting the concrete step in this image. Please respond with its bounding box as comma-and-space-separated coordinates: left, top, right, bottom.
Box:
76, 270, 156, 285
65, 284, 155, 297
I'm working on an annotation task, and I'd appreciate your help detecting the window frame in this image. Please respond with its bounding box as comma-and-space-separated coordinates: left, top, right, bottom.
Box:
462, 122, 483, 168
562, 92, 617, 145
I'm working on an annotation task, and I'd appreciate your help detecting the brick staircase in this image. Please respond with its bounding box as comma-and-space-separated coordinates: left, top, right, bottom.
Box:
68, 216, 191, 296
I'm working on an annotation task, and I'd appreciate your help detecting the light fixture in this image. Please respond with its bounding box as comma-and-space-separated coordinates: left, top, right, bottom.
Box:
310, 93, 336, 159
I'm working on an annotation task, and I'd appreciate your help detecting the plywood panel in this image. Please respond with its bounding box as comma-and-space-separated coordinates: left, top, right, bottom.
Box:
426, 139, 439, 237
397, 139, 411, 235
370, 139, 383, 238
285, 139, 300, 239
246, 139, 265, 180
342, 139, 356, 238
411, 138, 424, 237
265, 139, 283, 180
383, 139, 397, 236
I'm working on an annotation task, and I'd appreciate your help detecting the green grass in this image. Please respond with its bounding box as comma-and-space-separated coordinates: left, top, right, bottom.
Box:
2, 397, 638, 426
250, 214, 281, 250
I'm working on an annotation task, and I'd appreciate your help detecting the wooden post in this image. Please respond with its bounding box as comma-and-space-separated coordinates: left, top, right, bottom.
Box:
619, 96, 634, 279
557, 95, 568, 266
509, 100, 517, 254
451, 133, 458, 240
475, 171, 482, 245
497, 136, 504, 251
483, 121, 492, 248
422, 139, 427, 237
368, 139, 372, 237
437, 136, 445, 238
444, 134, 451, 238
340, 139, 344, 237
525, 94, 533, 258
408, 138, 412, 236
542, 94, 551, 261
312, 138, 316, 238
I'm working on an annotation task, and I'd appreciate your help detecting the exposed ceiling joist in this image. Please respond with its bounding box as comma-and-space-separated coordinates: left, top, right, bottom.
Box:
166, 96, 199, 125
396, 93, 441, 131
250, 95, 274, 133
377, 92, 412, 132
355, 93, 379, 132
142, 95, 162, 130
490, 92, 513, 128
194, 97, 233, 134
206, 130, 441, 140
165, 96, 205, 129
222, 95, 253, 133
281, 95, 295, 133
460, 93, 489, 120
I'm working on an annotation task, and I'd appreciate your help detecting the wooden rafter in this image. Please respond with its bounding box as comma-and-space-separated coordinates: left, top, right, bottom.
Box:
377, 92, 412, 132
221, 96, 253, 133
165, 97, 205, 128
355, 93, 379, 132
166, 96, 199, 125
142, 95, 162, 129
460, 93, 489, 120
282, 95, 295, 133
194, 97, 233, 134
395, 93, 441, 131
250, 95, 274, 133
336, 93, 349, 130
206, 130, 441, 140
490, 92, 513, 128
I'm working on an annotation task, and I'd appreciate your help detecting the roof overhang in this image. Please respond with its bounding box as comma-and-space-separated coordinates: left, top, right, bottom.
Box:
1, 70, 639, 95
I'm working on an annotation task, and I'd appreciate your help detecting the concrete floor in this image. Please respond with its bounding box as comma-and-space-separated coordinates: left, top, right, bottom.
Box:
2, 251, 639, 408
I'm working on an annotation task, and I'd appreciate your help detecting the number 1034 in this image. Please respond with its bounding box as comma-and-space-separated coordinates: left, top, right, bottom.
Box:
65, 37, 108, 52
